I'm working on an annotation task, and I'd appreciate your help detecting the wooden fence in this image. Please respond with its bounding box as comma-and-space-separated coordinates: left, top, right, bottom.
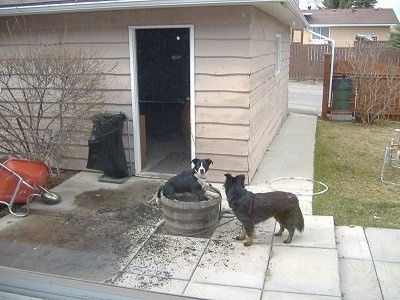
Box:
289, 42, 397, 81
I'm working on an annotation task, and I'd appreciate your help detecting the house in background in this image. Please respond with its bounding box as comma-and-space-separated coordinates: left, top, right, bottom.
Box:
0, 0, 307, 183
293, 8, 399, 46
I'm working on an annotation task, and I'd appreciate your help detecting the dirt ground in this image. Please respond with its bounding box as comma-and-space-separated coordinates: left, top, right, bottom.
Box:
0, 180, 163, 257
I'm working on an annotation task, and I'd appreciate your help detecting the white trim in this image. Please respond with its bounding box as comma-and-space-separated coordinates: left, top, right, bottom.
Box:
274, 34, 282, 76
128, 24, 195, 175
128, 27, 140, 175
0, 266, 172, 299
306, 28, 335, 108
308, 24, 396, 27
189, 25, 196, 160
0, 0, 308, 28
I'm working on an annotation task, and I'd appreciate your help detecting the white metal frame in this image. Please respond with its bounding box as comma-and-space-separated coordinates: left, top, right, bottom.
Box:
128, 25, 195, 175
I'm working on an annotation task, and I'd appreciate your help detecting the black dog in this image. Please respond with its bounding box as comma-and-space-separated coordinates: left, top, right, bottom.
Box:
224, 173, 304, 246
157, 158, 213, 202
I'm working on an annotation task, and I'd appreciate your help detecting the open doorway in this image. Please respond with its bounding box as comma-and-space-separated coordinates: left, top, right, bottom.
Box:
132, 27, 192, 175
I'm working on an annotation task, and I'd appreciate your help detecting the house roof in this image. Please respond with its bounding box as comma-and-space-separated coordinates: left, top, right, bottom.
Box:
303, 8, 399, 27
0, 0, 308, 29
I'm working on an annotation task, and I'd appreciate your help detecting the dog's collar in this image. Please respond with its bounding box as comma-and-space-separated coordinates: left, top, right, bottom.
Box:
194, 172, 208, 188
194, 169, 207, 179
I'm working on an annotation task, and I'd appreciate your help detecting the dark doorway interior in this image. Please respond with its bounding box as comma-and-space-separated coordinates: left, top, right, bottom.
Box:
136, 28, 191, 174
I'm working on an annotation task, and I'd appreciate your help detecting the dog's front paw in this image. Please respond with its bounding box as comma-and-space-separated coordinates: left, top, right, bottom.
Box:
274, 232, 282, 237
243, 241, 252, 247
234, 235, 245, 241
283, 237, 293, 244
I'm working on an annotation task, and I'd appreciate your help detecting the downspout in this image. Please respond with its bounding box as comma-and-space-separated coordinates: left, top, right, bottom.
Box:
306, 28, 335, 107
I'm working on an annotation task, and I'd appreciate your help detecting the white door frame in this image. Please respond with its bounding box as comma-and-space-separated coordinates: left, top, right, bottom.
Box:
128, 25, 195, 175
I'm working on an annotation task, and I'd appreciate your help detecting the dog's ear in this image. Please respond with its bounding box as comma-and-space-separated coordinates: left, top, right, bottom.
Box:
237, 174, 246, 186
224, 173, 232, 179
191, 158, 199, 165
205, 159, 213, 165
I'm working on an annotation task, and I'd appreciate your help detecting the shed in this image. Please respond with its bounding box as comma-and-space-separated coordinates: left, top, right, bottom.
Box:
0, 0, 307, 183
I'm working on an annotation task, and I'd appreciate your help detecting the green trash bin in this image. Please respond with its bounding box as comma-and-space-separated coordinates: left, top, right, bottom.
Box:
332, 78, 353, 110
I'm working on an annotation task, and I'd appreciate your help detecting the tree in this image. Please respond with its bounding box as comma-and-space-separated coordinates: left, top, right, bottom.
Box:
322, 0, 377, 8
0, 23, 116, 166
390, 25, 400, 50
351, 0, 377, 8
322, 0, 351, 9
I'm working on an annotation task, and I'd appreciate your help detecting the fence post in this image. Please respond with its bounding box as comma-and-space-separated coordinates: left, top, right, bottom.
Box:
322, 53, 332, 120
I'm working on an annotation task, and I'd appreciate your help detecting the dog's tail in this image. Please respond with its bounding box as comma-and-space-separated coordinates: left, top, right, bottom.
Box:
294, 198, 304, 233
157, 185, 164, 199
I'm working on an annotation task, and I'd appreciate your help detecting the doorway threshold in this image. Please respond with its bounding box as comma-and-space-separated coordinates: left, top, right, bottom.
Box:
136, 171, 175, 180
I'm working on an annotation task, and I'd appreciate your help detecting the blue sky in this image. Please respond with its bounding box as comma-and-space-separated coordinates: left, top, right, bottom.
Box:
299, 0, 400, 20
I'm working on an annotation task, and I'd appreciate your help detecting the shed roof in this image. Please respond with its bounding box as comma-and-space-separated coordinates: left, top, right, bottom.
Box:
0, 0, 308, 29
303, 8, 399, 27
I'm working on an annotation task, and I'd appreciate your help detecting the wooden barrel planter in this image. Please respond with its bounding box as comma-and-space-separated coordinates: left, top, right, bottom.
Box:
159, 185, 221, 236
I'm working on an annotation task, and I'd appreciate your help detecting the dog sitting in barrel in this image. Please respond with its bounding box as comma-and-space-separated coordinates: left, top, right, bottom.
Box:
224, 173, 304, 246
157, 158, 213, 203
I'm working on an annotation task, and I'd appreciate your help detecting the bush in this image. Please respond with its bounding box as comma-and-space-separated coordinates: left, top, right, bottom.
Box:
0, 36, 115, 165
343, 43, 400, 124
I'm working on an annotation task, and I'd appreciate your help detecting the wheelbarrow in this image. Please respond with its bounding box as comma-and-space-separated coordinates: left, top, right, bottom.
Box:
0, 158, 62, 217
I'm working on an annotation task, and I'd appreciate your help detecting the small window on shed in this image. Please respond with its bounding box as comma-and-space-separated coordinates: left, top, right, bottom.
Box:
275, 34, 281, 76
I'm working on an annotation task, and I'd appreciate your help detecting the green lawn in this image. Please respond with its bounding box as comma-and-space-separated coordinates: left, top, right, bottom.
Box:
313, 119, 400, 228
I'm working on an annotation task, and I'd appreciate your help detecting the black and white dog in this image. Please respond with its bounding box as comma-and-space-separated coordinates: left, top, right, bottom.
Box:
156, 158, 213, 202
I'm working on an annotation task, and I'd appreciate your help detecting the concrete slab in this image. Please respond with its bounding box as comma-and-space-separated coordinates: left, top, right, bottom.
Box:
29, 171, 115, 210
184, 282, 262, 300
279, 113, 318, 136
289, 81, 323, 116
29, 172, 162, 212
265, 246, 341, 297
191, 239, 271, 289
11, 244, 120, 282
289, 103, 322, 117
298, 195, 313, 215
273, 216, 335, 249
212, 218, 276, 245
365, 227, 400, 262
124, 234, 209, 281
250, 113, 317, 186
374, 261, 400, 299
339, 258, 382, 300
250, 151, 314, 184
262, 290, 341, 299
113, 273, 188, 295
335, 226, 371, 260
268, 178, 314, 197
0, 210, 162, 282
268, 134, 315, 154
0, 240, 32, 267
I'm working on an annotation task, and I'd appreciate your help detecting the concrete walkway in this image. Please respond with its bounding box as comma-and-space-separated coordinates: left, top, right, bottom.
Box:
289, 80, 323, 117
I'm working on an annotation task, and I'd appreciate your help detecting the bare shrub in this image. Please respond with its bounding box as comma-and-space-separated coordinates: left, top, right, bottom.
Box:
0, 29, 115, 165
344, 43, 400, 124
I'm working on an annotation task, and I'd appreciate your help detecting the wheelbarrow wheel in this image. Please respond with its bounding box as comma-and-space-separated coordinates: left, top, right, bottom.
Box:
40, 191, 62, 205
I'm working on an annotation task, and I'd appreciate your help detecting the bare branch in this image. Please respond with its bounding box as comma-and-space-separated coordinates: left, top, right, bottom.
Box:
0, 25, 116, 164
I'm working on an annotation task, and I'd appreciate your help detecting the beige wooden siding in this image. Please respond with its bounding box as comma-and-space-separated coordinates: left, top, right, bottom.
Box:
330, 26, 391, 47
247, 7, 289, 181
304, 26, 391, 47
194, 12, 252, 182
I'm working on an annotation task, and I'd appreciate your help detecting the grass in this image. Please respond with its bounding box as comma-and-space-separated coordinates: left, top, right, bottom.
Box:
313, 119, 400, 228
